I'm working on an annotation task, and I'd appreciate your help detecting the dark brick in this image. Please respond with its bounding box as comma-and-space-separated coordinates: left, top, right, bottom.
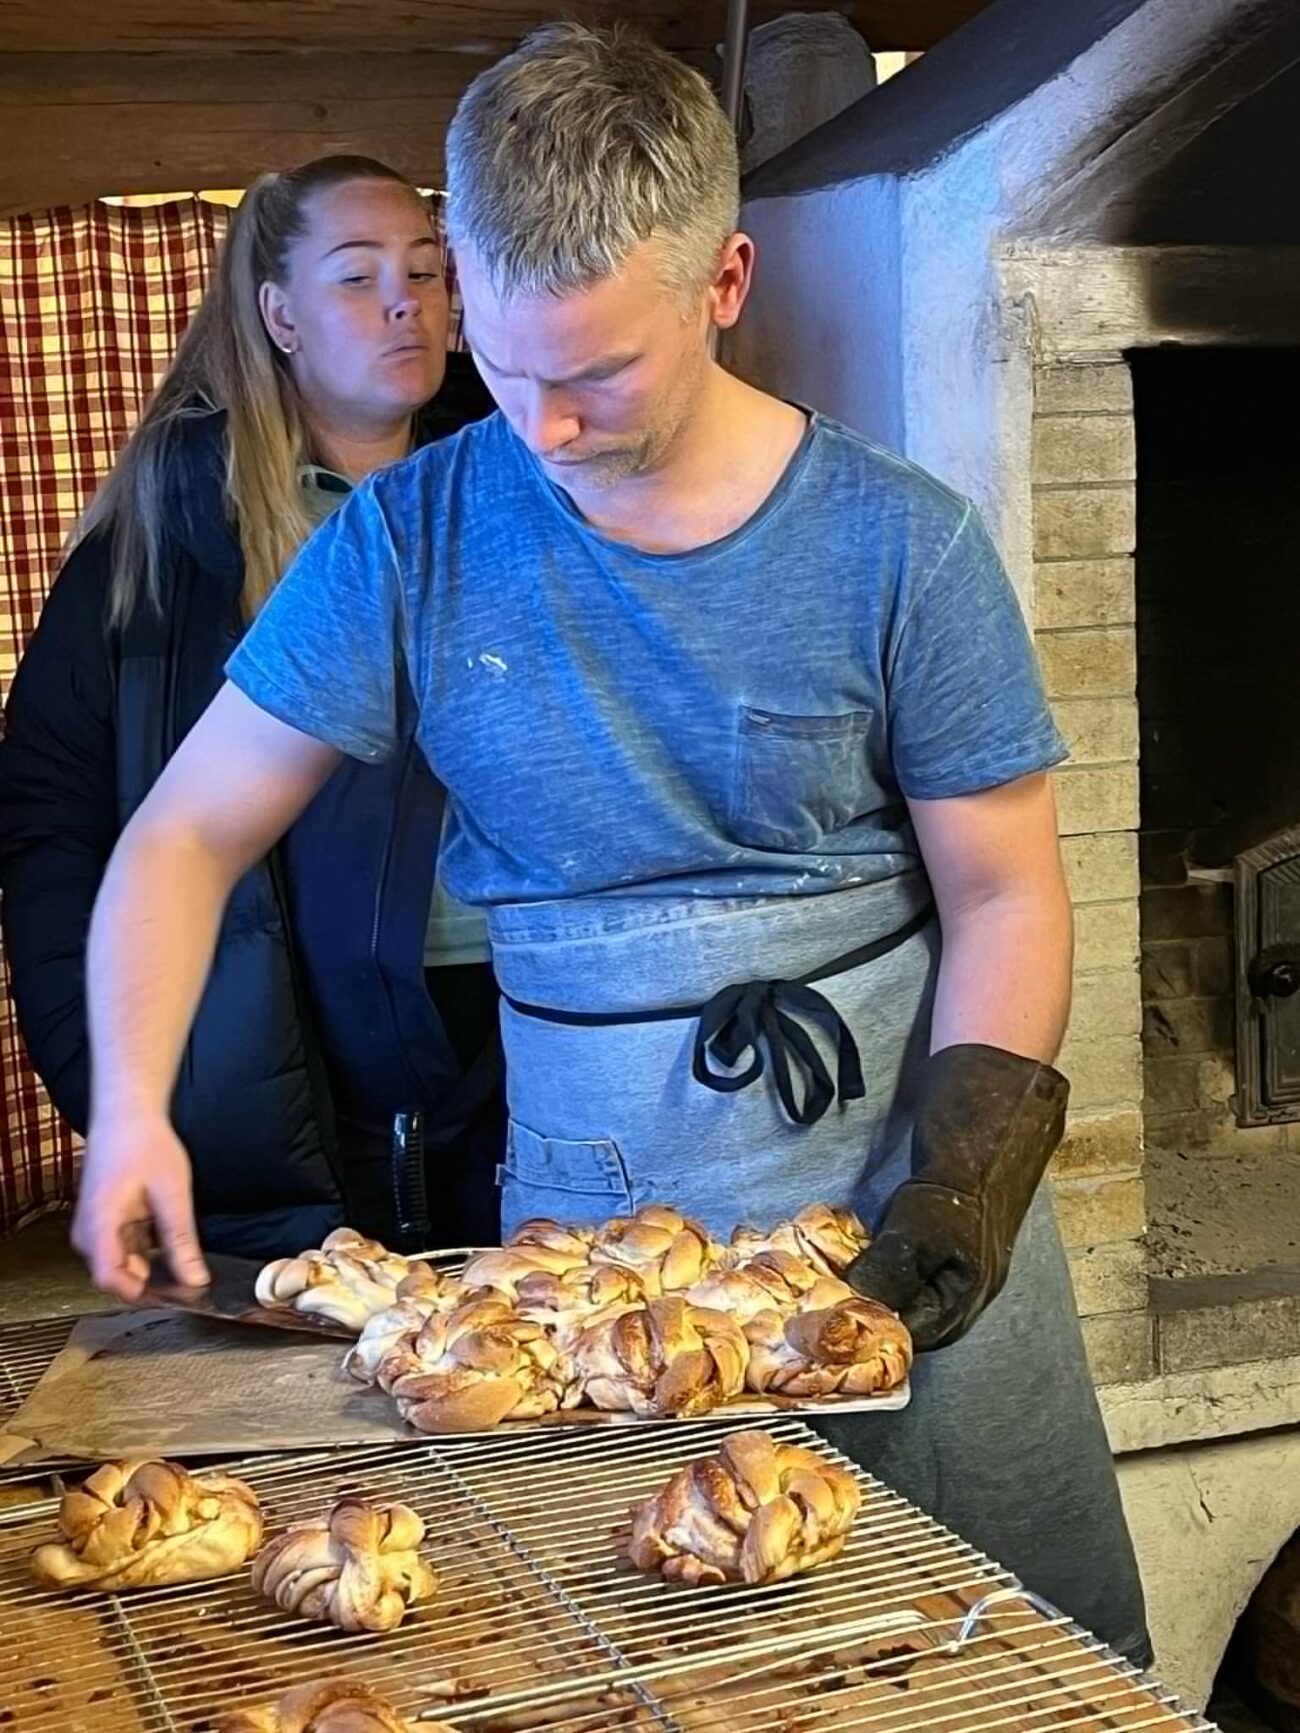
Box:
1142, 942, 1195, 1001
1142, 1055, 1202, 1115
1141, 996, 1232, 1058
1139, 829, 1189, 888
1142, 1109, 1214, 1153
1192, 937, 1234, 998
1141, 883, 1234, 942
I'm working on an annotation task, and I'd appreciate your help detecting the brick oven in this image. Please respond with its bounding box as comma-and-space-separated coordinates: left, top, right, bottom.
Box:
1131, 346, 1300, 1242
731, 0, 1300, 1709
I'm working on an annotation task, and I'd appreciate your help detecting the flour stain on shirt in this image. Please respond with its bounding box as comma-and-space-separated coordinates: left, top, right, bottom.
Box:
477, 652, 509, 676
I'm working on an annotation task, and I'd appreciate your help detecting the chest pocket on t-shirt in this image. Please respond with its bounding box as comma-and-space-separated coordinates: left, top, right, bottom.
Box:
728, 705, 874, 851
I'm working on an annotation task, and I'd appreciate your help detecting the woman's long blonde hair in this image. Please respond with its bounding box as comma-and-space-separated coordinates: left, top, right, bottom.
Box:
80, 155, 421, 626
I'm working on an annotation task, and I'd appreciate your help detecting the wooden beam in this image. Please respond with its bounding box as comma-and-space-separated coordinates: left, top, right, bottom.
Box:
0, 52, 486, 213
0, 1, 994, 56
1001, 245, 1300, 357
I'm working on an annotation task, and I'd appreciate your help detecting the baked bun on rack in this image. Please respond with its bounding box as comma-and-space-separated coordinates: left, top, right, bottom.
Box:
31, 1459, 262, 1591
628, 1430, 862, 1586
219, 1678, 438, 1733
251, 1497, 435, 1633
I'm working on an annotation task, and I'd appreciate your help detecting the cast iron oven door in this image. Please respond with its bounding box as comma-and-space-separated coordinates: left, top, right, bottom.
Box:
1236, 825, 1300, 1125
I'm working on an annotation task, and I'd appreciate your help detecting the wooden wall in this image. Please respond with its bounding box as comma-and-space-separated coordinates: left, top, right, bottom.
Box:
0, 52, 476, 211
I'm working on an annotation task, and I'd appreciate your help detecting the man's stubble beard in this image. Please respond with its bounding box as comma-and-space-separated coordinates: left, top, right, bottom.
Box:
574, 351, 708, 491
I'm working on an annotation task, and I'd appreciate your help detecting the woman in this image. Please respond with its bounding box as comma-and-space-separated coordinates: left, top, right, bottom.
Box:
0, 156, 501, 1258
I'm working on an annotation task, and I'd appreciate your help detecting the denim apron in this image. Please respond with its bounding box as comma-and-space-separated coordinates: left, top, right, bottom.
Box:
488, 874, 1149, 1664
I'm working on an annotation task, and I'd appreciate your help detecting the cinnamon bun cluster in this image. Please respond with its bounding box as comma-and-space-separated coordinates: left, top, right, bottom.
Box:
341, 1204, 911, 1432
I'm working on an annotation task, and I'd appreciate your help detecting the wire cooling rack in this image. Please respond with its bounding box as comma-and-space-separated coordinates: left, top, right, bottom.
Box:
0, 1415, 1213, 1733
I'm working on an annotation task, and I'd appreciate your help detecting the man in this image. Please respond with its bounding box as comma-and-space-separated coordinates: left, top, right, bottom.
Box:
74, 23, 1148, 1659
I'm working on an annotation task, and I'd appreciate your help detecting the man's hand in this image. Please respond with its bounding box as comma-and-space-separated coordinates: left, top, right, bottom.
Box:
846, 1044, 1068, 1352
71, 1112, 208, 1300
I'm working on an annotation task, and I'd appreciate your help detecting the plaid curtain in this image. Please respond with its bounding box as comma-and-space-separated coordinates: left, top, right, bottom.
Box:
0, 197, 229, 1235
0, 192, 463, 1236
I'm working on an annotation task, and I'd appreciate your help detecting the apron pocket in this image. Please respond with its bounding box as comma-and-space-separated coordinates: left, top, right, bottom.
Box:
497, 1118, 633, 1236
729, 705, 875, 851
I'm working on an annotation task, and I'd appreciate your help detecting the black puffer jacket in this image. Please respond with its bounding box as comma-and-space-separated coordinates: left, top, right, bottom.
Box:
0, 357, 497, 1257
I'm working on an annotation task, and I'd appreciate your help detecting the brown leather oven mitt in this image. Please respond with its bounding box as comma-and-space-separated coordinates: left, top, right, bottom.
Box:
845, 1044, 1069, 1352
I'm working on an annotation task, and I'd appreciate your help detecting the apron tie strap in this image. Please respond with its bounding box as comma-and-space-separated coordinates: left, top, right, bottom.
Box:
501, 901, 934, 1129
693, 978, 866, 1126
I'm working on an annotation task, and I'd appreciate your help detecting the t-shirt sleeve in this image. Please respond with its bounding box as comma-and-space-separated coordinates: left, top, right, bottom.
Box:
886, 501, 1068, 799
225, 483, 406, 764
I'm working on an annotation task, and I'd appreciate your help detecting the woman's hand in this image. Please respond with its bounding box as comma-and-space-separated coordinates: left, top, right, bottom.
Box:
71, 1111, 208, 1300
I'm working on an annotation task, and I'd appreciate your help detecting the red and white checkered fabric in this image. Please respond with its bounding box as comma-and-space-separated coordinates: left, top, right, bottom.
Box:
0, 192, 464, 1236
0, 196, 229, 1234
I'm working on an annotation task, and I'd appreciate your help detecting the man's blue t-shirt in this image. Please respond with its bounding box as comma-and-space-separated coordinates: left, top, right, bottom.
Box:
226, 410, 1066, 910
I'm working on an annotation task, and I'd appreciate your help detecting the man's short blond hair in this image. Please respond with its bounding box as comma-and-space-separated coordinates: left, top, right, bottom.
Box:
446, 22, 740, 303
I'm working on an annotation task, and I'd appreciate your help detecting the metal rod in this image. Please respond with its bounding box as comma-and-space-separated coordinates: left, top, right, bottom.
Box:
106, 1594, 183, 1733
942, 1585, 1065, 1653
719, 0, 750, 133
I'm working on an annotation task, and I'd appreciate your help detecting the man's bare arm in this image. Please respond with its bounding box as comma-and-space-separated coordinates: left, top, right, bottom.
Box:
75, 683, 342, 1297
907, 770, 1073, 1064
